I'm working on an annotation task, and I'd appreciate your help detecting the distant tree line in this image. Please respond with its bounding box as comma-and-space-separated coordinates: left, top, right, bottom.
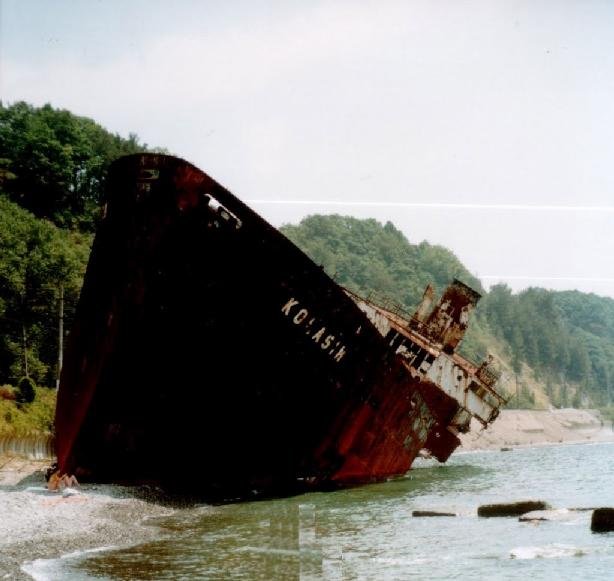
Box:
0, 101, 160, 231
282, 216, 614, 408
0, 195, 90, 385
479, 285, 614, 406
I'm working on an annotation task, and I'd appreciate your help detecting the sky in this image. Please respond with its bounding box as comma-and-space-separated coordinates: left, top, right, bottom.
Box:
2, 0, 614, 298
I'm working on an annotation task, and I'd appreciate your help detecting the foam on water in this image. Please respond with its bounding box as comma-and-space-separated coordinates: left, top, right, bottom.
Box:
22, 546, 116, 581
509, 544, 588, 560
0, 481, 174, 579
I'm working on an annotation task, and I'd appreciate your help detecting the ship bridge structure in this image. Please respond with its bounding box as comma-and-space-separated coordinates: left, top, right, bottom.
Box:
348, 280, 507, 462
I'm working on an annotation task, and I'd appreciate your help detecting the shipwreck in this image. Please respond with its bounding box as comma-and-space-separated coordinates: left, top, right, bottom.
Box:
55, 154, 505, 497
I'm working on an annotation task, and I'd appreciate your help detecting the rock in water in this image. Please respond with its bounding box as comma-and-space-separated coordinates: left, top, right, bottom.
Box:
412, 510, 456, 517
478, 501, 551, 517
591, 508, 614, 532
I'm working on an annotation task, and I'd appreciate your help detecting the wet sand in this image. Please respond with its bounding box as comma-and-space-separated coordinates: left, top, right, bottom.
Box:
0, 459, 175, 580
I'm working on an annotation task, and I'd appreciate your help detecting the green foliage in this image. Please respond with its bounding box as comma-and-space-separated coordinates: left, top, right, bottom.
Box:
281, 215, 489, 364
16, 376, 36, 404
282, 214, 614, 409
555, 291, 614, 341
0, 101, 148, 386
0, 101, 163, 389
480, 284, 614, 406
0, 195, 91, 385
599, 406, 614, 426
505, 383, 536, 409
0, 386, 56, 436
0, 101, 158, 231
281, 215, 482, 311
457, 318, 491, 363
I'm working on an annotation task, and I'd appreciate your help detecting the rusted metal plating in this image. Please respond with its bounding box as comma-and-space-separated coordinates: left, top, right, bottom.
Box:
348, 280, 506, 453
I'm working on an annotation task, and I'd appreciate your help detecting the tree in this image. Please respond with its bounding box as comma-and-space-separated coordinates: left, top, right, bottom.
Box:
281, 214, 481, 313
16, 376, 36, 404
0, 196, 90, 384
0, 101, 157, 231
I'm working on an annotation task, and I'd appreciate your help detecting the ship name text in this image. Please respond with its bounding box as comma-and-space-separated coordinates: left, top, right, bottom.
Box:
281, 298, 347, 363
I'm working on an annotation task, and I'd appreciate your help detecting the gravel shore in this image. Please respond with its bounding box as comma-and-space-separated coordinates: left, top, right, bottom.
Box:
0, 459, 174, 580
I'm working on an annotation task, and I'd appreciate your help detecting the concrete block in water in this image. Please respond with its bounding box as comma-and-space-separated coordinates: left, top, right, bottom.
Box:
412, 510, 456, 517
478, 500, 550, 517
591, 508, 614, 532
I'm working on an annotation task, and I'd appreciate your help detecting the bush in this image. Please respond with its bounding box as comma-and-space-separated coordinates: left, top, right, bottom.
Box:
0, 386, 56, 437
16, 376, 36, 404
0, 385, 16, 401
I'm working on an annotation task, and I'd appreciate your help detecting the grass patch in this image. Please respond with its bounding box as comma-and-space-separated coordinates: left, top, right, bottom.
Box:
0, 386, 56, 438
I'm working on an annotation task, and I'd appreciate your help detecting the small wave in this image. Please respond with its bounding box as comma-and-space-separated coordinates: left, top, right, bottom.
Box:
509, 544, 587, 560
22, 545, 116, 581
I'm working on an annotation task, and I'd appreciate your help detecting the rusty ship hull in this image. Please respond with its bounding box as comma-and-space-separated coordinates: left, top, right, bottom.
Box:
55, 154, 504, 498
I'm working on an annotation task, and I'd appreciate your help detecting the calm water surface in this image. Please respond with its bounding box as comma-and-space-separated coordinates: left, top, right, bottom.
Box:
37, 442, 614, 579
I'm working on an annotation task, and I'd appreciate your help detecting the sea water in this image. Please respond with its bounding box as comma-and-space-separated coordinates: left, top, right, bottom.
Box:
26, 442, 614, 580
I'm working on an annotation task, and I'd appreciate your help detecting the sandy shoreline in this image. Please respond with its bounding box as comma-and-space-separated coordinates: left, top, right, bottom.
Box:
2, 408, 613, 579
459, 408, 614, 451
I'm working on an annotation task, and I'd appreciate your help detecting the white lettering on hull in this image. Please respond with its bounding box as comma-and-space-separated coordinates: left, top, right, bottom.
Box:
293, 309, 309, 324
281, 297, 348, 363
312, 327, 326, 342
281, 298, 300, 315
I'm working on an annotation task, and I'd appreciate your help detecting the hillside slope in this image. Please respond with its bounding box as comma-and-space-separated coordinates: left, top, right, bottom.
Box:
281, 215, 614, 411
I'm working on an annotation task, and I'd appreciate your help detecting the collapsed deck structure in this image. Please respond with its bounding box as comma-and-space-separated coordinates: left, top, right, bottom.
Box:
55, 153, 505, 498
350, 281, 505, 463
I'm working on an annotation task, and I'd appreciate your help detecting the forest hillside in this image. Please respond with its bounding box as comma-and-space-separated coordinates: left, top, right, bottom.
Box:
282, 215, 614, 412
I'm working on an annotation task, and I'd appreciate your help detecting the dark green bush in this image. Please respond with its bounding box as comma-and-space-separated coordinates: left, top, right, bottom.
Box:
16, 376, 36, 404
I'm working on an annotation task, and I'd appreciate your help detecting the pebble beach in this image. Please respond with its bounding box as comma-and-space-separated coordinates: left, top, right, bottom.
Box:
0, 460, 174, 580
